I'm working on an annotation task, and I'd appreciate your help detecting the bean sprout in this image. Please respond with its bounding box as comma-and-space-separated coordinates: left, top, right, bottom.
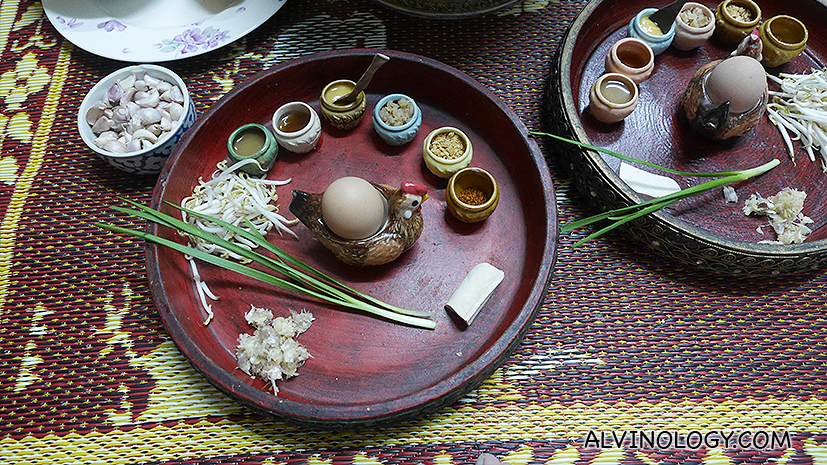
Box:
181, 158, 298, 324
767, 68, 827, 171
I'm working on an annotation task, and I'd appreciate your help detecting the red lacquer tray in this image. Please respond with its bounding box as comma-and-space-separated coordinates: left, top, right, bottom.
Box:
146, 50, 557, 428
548, 0, 827, 276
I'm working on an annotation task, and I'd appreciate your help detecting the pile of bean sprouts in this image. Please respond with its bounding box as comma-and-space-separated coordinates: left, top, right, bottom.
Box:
181, 158, 297, 324
766, 68, 827, 171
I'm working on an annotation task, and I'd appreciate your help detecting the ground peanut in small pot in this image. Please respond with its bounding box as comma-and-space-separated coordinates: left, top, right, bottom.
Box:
429, 131, 466, 159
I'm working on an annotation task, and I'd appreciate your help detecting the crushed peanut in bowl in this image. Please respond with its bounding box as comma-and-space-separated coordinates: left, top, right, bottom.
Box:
429, 130, 466, 159
726, 4, 754, 22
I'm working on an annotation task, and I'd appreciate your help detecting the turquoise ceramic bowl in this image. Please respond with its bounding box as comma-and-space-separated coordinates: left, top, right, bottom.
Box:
628, 7, 676, 55
372, 93, 422, 146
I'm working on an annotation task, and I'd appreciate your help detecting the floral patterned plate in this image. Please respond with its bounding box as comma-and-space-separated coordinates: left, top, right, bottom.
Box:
42, 0, 286, 62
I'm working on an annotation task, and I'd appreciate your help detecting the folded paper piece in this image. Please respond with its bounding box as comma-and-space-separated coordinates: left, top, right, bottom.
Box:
619, 161, 681, 198
445, 262, 505, 325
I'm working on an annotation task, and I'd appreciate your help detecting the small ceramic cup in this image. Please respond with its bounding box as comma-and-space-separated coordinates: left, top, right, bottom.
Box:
605, 38, 655, 84
589, 73, 639, 124
272, 101, 322, 154
372, 93, 422, 146
628, 7, 676, 55
227, 123, 278, 177
713, 0, 761, 45
673, 2, 716, 50
423, 127, 473, 179
759, 15, 808, 68
320, 79, 367, 130
446, 167, 499, 223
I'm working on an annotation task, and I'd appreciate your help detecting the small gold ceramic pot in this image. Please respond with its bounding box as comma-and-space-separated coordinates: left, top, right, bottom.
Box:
605, 38, 655, 83
759, 15, 808, 68
320, 79, 367, 130
446, 167, 499, 223
673, 2, 716, 50
589, 73, 639, 124
227, 123, 278, 177
713, 0, 761, 45
423, 127, 473, 179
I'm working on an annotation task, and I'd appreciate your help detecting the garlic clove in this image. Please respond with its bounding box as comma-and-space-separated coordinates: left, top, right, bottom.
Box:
119, 87, 136, 106
91, 115, 113, 134
138, 107, 162, 125
106, 83, 123, 105
102, 139, 128, 153
132, 128, 159, 143
134, 79, 147, 91
94, 130, 118, 148
144, 73, 160, 87
86, 103, 107, 126
112, 106, 131, 124
168, 102, 183, 121
136, 89, 160, 108
168, 86, 184, 104
126, 101, 140, 117
118, 73, 136, 91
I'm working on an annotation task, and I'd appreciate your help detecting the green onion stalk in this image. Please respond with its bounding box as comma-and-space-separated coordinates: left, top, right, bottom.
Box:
97, 199, 436, 329
531, 131, 781, 247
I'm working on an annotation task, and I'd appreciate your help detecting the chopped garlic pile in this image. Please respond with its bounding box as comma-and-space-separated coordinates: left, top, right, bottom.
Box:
236, 306, 313, 395
181, 159, 298, 324
743, 187, 813, 244
767, 68, 827, 171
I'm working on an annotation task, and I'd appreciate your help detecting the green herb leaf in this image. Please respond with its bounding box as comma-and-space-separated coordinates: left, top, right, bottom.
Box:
99, 200, 436, 329
530, 131, 780, 247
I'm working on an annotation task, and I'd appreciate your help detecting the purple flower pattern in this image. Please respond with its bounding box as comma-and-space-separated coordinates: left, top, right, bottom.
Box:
155, 25, 231, 56
55, 16, 83, 29
97, 20, 127, 33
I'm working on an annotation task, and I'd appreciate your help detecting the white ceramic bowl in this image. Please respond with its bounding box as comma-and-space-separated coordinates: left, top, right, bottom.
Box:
271, 101, 322, 154
78, 64, 196, 175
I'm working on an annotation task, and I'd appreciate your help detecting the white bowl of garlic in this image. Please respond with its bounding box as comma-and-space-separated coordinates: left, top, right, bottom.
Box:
78, 64, 196, 175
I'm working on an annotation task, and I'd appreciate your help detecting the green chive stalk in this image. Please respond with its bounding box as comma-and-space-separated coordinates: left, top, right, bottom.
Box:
97, 200, 436, 329
531, 131, 781, 247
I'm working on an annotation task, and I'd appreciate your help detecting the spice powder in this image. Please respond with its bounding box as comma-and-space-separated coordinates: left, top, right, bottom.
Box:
457, 186, 487, 206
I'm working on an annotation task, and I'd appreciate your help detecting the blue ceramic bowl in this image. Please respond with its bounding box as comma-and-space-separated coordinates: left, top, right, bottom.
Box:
628, 8, 676, 55
78, 64, 196, 175
372, 93, 422, 146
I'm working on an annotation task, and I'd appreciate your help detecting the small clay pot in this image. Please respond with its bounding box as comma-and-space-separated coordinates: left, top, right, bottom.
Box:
319, 79, 367, 130
372, 93, 422, 146
673, 2, 716, 50
227, 123, 278, 177
446, 167, 499, 223
714, 0, 761, 45
272, 101, 322, 154
759, 15, 808, 68
423, 127, 473, 179
589, 73, 639, 124
628, 7, 676, 55
605, 37, 655, 83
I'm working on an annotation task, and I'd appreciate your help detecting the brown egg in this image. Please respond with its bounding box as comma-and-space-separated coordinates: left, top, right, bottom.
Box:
321, 177, 387, 240
705, 55, 767, 113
